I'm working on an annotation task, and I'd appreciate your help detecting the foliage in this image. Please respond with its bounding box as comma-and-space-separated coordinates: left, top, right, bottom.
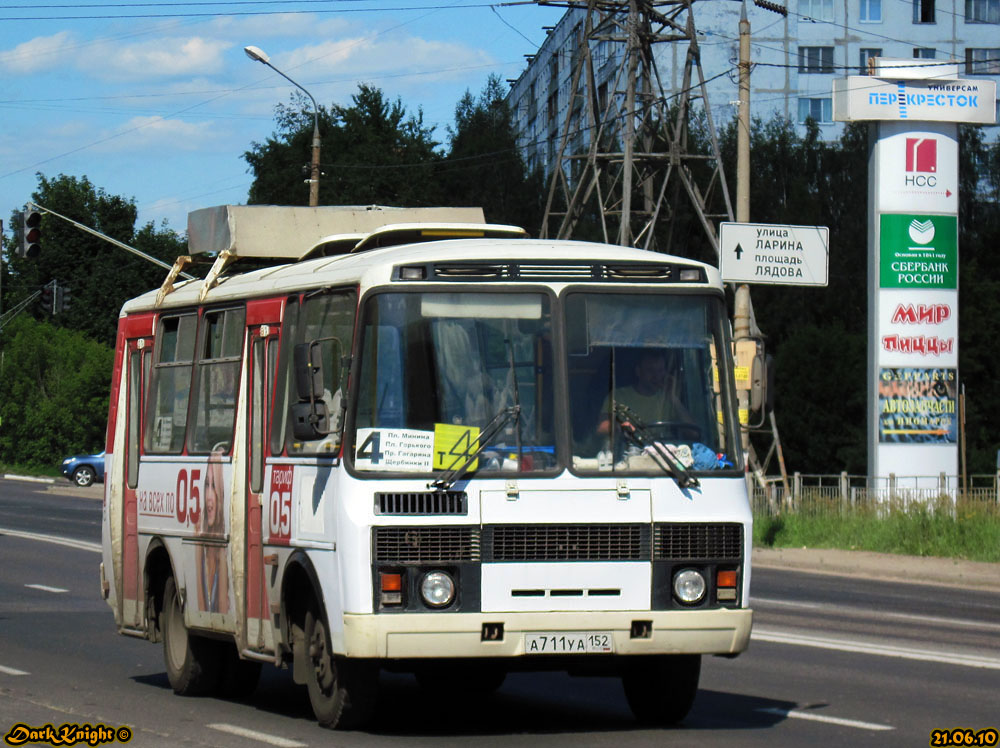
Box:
0, 315, 114, 468
244, 79, 544, 230
753, 494, 1000, 563
444, 75, 546, 230
5, 174, 186, 345
245, 85, 443, 208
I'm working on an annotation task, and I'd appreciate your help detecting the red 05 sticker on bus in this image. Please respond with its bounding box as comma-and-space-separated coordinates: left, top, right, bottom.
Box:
268, 466, 294, 544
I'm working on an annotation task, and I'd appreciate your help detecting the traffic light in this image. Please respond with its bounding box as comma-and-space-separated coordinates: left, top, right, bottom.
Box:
22, 209, 42, 259
40, 280, 55, 314
55, 284, 71, 314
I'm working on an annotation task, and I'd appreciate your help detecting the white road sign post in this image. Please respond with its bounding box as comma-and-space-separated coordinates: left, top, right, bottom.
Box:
720, 222, 829, 286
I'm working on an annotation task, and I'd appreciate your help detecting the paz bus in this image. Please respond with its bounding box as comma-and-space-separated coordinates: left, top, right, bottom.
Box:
100, 204, 753, 729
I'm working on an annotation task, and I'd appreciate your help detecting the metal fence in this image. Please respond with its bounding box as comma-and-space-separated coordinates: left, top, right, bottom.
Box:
750, 473, 1000, 517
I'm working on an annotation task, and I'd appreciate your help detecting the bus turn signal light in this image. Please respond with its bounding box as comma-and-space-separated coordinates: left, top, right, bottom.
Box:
380, 572, 403, 605
717, 570, 738, 601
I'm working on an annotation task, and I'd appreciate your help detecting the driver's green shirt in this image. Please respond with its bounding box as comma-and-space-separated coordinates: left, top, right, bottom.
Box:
600, 386, 686, 424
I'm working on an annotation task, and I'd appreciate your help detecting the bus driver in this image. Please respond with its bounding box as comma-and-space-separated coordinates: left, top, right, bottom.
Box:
596, 349, 697, 440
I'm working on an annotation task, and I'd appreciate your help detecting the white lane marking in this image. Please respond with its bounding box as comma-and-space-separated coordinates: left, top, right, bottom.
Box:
756, 707, 894, 731
0, 527, 100, 553
0, 665, 30, 676
753, 627, 1000, 670
206, 723, 307, 747
25, 584, 68, 593
754, 596, 1000, 632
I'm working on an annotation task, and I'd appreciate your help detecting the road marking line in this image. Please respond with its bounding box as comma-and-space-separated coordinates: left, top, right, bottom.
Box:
0, 665, 30, 676
755, 707, 893, 731
0, 527, 100, 553
206, 723, 306, 747
753, 627, 1000, 670
25, 584, 69, 593
754, 596, 1000, 632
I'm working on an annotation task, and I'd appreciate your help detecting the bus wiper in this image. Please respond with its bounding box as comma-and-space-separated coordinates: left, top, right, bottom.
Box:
428, 405, 521, 491
613, 404, 700, 489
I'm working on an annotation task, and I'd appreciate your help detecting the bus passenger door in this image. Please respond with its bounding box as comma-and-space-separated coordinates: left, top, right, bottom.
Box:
245, 304, 281, 653
122, 330, 152, 630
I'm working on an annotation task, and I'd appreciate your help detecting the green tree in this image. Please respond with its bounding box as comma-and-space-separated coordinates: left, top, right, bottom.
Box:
0, 315, 114, 468
443, 75, 545, 229
245, 86, 442, 207
6, 174, 185, 345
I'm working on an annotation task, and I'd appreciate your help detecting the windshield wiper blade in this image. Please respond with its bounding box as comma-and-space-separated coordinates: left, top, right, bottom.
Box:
613, 404, 700, 489
428, 405, 521, 491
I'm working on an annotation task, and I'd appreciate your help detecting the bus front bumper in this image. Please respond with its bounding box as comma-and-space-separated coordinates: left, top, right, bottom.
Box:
340, 608, 753, 659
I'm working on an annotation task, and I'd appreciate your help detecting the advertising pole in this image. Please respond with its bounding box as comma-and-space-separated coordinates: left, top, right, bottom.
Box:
833, 59, 997, 495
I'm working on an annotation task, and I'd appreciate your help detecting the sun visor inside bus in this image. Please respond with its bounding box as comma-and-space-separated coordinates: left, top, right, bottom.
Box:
186, 204, 495, 261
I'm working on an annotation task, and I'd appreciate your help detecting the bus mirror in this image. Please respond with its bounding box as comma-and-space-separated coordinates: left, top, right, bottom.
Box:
294, 342, 324, 401
749, 344, 767, 412
292, 399, 330, 441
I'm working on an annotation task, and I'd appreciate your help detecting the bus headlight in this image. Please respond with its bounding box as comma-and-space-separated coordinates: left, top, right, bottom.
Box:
672, 569, 706, 604
420, 571, 455, 608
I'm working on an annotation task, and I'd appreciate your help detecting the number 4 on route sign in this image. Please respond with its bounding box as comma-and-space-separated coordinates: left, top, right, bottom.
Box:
720, 222, 830, 286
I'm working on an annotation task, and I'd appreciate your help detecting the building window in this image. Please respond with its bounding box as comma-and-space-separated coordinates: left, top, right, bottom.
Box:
798, 46, 834, 73
798, 97, 832, 123
913, 0, 935, 23
860, 0, 882, 21
966, 48, 1000, 73
859, 47, 883, 73
913, 47, 937, 59
801, 0, 834, 21
966, 0, 1000, 22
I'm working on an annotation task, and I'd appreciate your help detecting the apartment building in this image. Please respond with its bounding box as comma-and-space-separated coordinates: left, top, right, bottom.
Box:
507, 0, 1000, 172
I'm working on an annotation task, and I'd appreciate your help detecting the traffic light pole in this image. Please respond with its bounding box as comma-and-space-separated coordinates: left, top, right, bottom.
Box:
26, 201, 195, 280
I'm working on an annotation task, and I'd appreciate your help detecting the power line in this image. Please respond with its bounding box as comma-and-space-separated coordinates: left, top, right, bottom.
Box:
0, 2, 500, 20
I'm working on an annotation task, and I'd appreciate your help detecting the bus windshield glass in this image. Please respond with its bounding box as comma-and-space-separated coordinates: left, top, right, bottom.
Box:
565, 292, 739, 474
352, 291, 555, 474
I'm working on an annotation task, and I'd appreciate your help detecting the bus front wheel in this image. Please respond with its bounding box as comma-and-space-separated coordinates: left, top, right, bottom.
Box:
622, 654, 701, 725
161, 577, 220, 695
303, 605, 376, 729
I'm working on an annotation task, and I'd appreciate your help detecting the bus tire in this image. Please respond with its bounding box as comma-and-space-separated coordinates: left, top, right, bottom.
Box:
161, 576, 221, 696
622, 654, 700, 726
303, 605, 376, 729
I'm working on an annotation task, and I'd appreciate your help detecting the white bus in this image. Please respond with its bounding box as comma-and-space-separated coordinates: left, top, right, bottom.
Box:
101, 204, 752, 729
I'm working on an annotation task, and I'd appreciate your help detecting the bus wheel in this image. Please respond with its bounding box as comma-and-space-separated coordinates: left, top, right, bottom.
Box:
161, 576, 220, 695
622, 654, 700, 726
303, 605, 376, 729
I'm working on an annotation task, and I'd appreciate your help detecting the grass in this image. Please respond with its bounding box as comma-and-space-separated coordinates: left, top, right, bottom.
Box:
753, 493, 1000, 563
0, 462, 63, 479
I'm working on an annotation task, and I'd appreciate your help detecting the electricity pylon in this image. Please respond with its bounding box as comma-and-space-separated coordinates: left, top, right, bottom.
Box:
539, 0, 733, 257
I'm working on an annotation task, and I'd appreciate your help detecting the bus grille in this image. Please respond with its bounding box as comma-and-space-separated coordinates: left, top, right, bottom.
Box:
485, 524, 649, 562
375, 491, 468, 515
653, 523, 743, 560
373, 526, 481, 562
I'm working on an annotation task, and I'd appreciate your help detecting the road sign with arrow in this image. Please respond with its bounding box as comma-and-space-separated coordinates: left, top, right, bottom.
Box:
720, 222, 829, 286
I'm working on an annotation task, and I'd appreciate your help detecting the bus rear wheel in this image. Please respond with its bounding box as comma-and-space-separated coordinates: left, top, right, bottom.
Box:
622, 654, 701, 726
161, 577, 221, 695
303, 605, 376, 729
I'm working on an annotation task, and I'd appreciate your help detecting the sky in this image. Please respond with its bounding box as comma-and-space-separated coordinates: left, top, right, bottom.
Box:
0, 1, 566, 239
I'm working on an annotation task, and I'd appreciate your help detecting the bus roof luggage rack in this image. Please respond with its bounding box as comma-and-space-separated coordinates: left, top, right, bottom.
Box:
186, 204, 526, 261
157, 204, 528, 306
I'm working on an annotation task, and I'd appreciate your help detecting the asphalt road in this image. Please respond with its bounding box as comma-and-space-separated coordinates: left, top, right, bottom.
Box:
1, 477, 997, 747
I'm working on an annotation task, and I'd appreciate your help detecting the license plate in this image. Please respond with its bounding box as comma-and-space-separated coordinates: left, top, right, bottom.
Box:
524, 632, 614, 654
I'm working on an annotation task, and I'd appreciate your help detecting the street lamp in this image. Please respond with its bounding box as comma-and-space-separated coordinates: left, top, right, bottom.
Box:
244, 45, 321, 207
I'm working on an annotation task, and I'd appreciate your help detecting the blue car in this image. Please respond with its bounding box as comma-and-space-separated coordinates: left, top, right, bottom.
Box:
61, 451, 105, 487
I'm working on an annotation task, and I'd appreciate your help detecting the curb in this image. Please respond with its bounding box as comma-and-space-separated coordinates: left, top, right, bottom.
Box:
3, 473, 56, 484
753, 546, 1000, 591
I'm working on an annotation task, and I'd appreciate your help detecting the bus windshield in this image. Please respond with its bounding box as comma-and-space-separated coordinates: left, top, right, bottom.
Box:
352, 291, 556, 474
566, 292, 739, 474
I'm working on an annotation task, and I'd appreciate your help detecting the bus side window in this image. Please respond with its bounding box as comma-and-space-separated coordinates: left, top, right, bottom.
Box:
273, 290, 357, 455
187, 306, 247, 454
144, 314, 197, 454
